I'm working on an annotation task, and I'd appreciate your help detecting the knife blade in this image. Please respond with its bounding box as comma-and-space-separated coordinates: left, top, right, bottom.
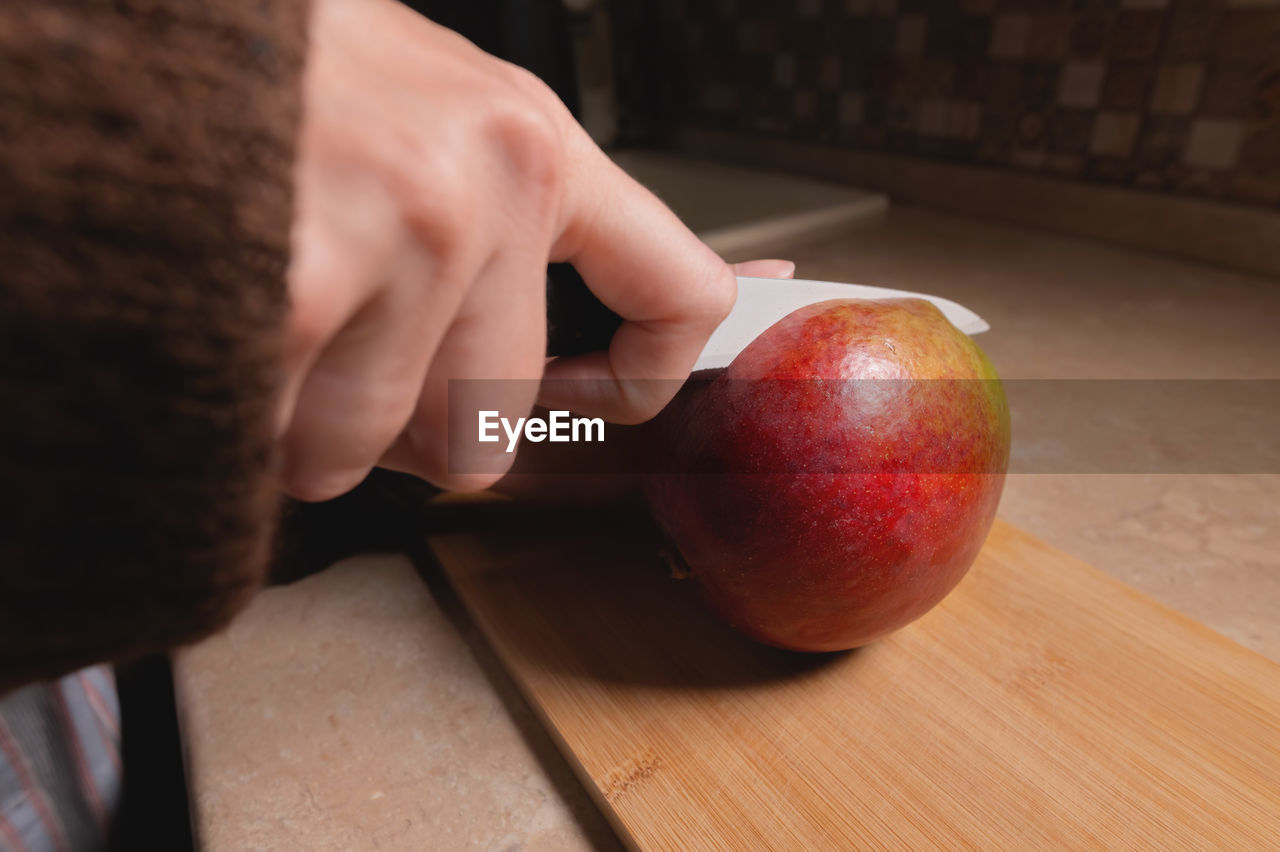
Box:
691, 276, 990, 372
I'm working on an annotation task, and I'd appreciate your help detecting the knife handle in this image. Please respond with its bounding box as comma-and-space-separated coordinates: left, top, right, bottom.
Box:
545, 263, 622, 357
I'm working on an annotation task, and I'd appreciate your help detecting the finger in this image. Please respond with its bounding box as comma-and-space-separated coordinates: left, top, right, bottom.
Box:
538, 144, 736, 424
733, 259, 796, 279
278, 166, 403, 437
380, 248, 548, 492
278, 249, 443, 502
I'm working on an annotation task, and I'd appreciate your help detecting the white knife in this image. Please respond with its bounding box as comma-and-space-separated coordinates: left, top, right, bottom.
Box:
692, 276, 990, 372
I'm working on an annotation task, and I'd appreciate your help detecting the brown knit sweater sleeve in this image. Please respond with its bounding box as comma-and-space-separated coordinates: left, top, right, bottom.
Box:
0, 1, 308, 692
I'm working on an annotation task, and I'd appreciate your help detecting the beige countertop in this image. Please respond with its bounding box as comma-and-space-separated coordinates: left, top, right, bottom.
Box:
175, 205, 1280, 850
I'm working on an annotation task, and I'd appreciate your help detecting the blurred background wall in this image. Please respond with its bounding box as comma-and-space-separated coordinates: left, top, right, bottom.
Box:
610, 0, 1280, 210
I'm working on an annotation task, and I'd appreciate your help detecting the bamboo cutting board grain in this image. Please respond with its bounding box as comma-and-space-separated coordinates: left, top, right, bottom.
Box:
424, 501, 1280, 850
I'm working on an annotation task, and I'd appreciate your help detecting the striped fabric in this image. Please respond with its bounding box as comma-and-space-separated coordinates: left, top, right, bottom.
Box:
0, 667, 121, 852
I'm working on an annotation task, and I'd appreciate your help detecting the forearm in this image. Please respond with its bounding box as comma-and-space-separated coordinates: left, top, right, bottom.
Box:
0, 0, 308, 692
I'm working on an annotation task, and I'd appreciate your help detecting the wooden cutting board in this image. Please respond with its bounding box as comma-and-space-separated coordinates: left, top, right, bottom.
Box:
423, 500, 1280, 850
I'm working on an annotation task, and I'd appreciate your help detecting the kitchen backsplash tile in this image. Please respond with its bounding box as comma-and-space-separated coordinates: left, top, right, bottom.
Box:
1101, 61, 1155, 110
1058, 60, 1107, 108
1091, 111, 1143, 157
612, 0, 1280, 209
1185, 118, 1247, 167
1150, 63, 1206, 115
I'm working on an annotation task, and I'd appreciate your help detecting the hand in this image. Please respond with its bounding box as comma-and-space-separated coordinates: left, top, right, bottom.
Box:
491, 259, 797, 503
280, 0, 741, 500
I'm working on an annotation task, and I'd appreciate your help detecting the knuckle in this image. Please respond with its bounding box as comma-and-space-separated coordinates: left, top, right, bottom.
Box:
490, 74, 565, 194
400, 420, 515, 493
503, 62, 563, 117
284, 285, 343, 367
353, 383, 421, 456
616, 385, 665, 426
694, 260, 738, 323
644, 253, 737, 330
401, 153, 475, 256
279, 378, 418, 503
657, 256, 737, 334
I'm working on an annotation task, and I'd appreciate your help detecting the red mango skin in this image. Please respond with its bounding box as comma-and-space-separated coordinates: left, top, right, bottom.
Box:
645, 298, 1010, 652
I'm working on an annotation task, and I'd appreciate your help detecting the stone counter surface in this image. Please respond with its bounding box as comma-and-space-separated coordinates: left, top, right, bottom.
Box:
176, 205, 1280, 850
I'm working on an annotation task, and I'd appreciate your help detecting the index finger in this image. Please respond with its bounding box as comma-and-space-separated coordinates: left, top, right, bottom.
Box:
538, 142, 736, 424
